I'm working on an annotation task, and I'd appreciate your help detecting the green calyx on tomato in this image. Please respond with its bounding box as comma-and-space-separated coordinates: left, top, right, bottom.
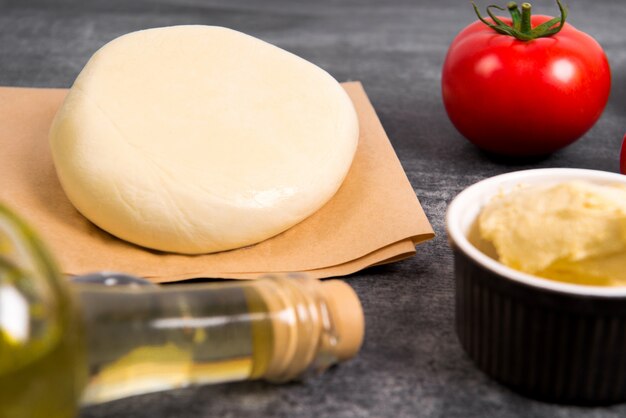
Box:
472, 0, 567, 41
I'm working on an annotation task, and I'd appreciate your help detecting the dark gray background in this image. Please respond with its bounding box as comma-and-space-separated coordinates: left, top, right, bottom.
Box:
2, 0, 626, 416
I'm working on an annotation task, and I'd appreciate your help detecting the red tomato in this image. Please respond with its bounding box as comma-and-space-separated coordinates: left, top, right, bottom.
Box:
442, 14, 611, 156
621, 134, 626, 174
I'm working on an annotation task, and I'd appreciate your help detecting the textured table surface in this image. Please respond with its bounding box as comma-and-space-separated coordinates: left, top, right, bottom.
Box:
2, 0, 626, 417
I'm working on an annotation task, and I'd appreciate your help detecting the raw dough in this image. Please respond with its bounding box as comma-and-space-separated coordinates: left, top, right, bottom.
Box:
49, 26, 359, 254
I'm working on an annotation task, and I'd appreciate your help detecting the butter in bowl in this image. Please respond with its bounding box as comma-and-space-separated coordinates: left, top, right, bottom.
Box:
446, 168, 626, 405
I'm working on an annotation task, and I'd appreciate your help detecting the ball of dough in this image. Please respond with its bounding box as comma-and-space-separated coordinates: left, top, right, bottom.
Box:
49, 26, 358, 254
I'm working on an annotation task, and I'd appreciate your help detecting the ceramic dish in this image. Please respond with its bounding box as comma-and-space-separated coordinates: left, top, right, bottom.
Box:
446, 168, 626, 405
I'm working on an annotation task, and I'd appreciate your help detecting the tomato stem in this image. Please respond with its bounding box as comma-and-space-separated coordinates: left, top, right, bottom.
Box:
507, 2, 521, 31
472, 0, 568, 41
520, 3, 532, 34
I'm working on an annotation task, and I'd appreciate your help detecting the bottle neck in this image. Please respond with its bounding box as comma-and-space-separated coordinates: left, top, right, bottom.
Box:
73, 275, 363, 405
254, 276, 337, 381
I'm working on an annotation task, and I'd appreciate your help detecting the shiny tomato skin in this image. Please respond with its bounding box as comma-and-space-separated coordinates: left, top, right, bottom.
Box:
619, 136, 626, 174
442, 16, 611, 156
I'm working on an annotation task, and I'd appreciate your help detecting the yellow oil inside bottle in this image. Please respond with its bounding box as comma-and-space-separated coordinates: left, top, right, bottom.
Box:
79, 283, 274, 405
0, 208, 85, 418
0, 325, 82, 418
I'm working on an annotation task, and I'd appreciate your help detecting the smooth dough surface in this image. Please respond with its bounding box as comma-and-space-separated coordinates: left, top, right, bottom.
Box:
49, 26, 359, 254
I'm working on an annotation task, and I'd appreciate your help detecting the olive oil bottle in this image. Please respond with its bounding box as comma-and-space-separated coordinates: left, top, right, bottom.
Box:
0, 203, 364, 417
0, 205, 85, 418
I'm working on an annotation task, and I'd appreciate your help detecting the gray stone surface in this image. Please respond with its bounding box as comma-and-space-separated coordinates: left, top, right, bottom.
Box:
2, 0, 626, 416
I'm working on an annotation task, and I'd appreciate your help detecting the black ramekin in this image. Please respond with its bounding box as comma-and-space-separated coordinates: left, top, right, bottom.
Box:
446, 168, 626, 405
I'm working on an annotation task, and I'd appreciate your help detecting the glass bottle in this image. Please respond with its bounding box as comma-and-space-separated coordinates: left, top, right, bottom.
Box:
0, 203, 364, 417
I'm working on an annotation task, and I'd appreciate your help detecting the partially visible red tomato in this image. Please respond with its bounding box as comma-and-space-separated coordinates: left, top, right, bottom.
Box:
442, 3, 611, 156
619, 136, 626, 174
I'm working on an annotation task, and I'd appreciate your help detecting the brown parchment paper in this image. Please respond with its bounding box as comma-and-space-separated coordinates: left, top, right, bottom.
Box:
0, 81, 434, 282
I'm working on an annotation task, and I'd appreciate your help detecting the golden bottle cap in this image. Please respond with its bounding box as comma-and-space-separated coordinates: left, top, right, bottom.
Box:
319, 280, 365, 361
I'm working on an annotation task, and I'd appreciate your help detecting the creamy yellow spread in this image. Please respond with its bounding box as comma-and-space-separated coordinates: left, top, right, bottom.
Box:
477, 181, 626, 286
